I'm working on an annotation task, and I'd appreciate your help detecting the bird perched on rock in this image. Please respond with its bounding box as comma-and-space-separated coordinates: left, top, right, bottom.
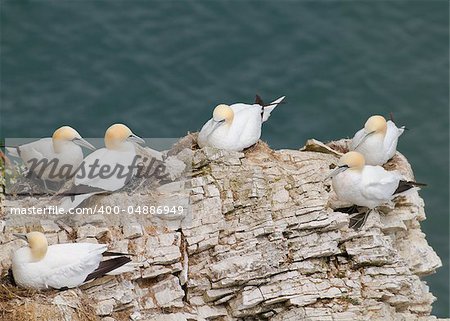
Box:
350, 115, 404, 165
6, 126, 95, 189
327, 151, 424, 227
198, 95, 285, 151
12, 231, 132, 290
58, 123, 144, 212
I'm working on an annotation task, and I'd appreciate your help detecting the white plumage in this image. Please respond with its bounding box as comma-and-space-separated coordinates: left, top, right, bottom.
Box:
198, 96, 285, 151
6, 126, 95, 182
59, 124, 144, 211
350, 116, 404, 165
332, 163, 403, 209
12, 232, 131, 290
329, 151, 419, 209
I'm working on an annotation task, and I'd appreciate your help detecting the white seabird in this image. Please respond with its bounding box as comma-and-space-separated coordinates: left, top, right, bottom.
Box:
6, 126, 95, 184
59, 123, 144, 211
12, 231, 131, 290
350, 115, 405, 165
327, 151, 424, 210
197, 95, 285, 151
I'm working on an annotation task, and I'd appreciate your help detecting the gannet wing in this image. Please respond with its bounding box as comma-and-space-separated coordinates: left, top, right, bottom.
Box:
361, 167, 401, 201
84, 256, 132, 282
6, 146, 21, 158
228, 105, 261, 139
58, 148, 136, 211
386, 120, 405, 139
230, 103, 252, 114
43, 243, 106, 289
74, 149, 135, 191
384, 120, 404, 157
18, 138, 54, 161
261, 96, 285, 123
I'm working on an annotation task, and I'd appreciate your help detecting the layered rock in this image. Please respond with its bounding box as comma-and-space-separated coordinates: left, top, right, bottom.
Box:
0, 138, 443, 321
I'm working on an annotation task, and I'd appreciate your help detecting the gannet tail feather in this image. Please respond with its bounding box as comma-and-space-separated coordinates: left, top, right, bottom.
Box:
6, 146, 21, 158
261, 95, 286, 122
255, 94, 265, 106
394, 180, 427, 195
84, 256, 132, 282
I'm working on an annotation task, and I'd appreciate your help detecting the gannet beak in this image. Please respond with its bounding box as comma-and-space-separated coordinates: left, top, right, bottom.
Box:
353, 131, 375, 149
13, 233, 28, 242
127, 134, 145, 145
325, 165, 349, 180
73, 138, 96, 151
211, 120, 224, 132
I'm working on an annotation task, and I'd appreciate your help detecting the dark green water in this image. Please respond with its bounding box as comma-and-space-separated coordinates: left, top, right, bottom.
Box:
1, 1, 448, 316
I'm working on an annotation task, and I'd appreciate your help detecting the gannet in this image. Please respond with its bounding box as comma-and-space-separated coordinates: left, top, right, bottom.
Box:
12, 231, 131, 290
198, 95, 285, 151
59, 123, 144, 211
327, 151, 424, 209
350, 115, 405, 165
6, 126, 95, 184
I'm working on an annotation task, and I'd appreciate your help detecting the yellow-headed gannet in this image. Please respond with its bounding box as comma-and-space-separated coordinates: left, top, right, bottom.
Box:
6, 126, 95, 184
198, 95, 285, 151
12, 231, 131, 290
328, 151, 424, 210
350, 115, 405, 165
59, 123, 144, 211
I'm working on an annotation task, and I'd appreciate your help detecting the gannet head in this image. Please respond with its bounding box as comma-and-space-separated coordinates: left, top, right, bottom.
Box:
13, 231, 48, 262
339, 151, 365, 169
52, 126, 95, 152
326, 151, 365, 179
364, 115, 387, 134
213, 104, 234, 125
105, 123, 145, 150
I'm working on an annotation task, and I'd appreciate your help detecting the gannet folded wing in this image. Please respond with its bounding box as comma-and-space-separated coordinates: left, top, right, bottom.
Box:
384, 120, 405, 159
43, 243, 108, 289
6, 138, 50, 160
230, 95, 285, 122
361, 166, 402, 201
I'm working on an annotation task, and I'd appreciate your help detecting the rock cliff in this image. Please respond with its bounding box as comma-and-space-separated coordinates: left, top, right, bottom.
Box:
0, 137, 443, 321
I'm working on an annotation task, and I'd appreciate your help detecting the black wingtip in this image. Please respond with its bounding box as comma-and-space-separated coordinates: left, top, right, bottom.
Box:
103, 251, 136, 257
255, 94, 265, 106
394, 180, 427, 195
389, 112, 395, 122
84, 256, 132, 283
